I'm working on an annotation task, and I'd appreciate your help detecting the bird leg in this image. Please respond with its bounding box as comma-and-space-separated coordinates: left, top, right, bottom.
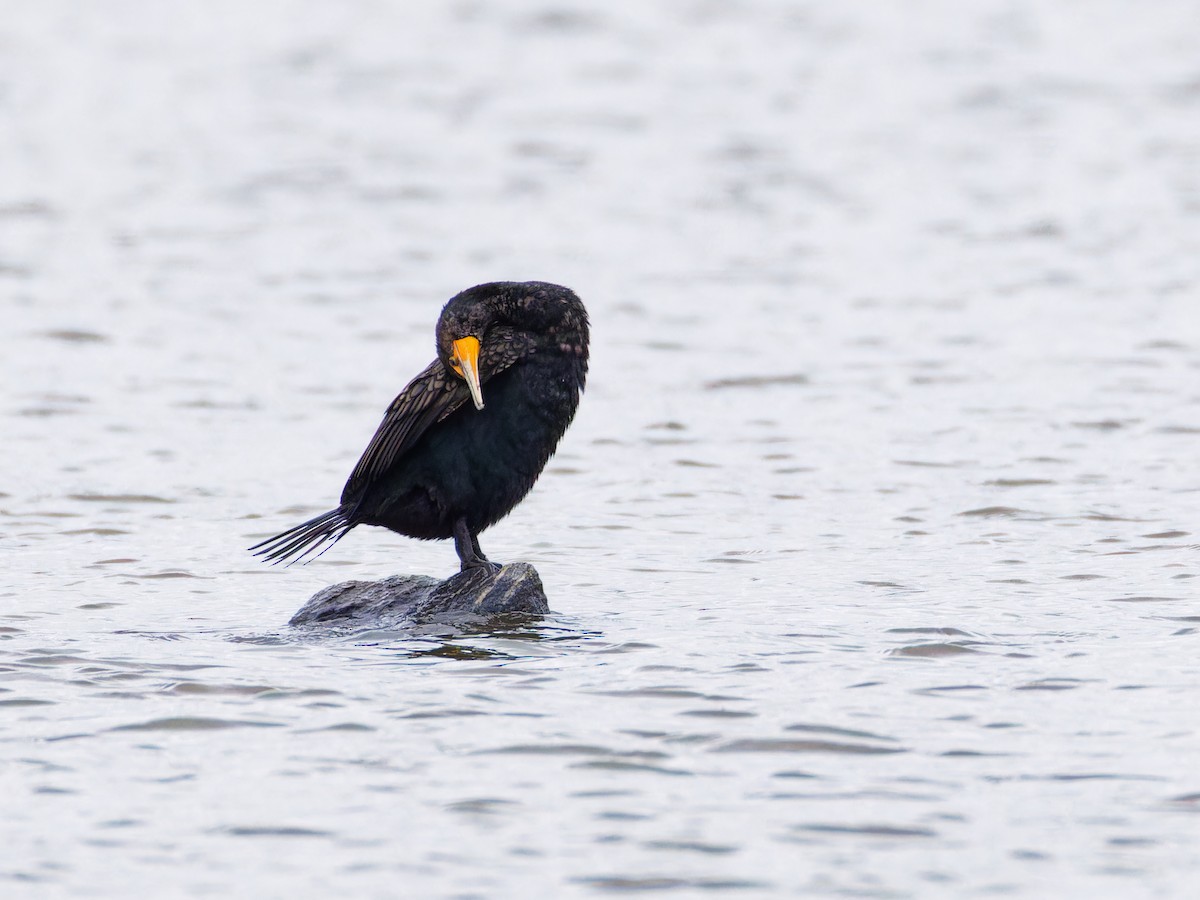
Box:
453, 517, 500, 573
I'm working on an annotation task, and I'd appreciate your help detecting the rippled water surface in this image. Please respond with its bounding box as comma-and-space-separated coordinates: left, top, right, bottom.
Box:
4, 1, 1200, 896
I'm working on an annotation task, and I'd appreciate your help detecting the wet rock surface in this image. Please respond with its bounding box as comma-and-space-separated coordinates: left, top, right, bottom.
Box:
288, 563, 550, 627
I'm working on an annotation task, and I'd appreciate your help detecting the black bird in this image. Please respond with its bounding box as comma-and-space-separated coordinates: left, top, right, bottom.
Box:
250, 281, 588, 572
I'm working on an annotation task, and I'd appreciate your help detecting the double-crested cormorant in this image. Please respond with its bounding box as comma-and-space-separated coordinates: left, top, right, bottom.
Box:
250, 281, 589, 572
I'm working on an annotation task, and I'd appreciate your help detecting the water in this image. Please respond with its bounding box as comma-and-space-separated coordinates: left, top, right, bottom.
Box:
4, 1, 1200, 896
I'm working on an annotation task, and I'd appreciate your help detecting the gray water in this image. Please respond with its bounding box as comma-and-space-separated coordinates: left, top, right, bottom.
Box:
4, 1, 1200, 897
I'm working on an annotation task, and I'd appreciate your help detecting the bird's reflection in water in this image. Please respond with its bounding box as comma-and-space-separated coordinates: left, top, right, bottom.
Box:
349, 619, 605, 661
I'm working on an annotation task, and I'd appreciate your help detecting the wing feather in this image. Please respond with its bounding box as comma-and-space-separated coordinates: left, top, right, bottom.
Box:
340, 361, 463, 504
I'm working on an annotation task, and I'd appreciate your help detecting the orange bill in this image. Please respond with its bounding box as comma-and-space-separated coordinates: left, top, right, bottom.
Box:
451, 336, 485, 410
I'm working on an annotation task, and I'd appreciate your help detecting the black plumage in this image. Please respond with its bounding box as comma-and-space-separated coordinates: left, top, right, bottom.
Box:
250, 281, 589, 571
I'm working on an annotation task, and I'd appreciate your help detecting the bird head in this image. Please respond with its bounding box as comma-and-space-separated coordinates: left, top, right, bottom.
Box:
437, 281, 587, 412
438, 296, 491, 411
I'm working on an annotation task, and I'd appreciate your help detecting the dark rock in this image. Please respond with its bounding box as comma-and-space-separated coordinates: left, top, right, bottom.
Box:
288, 562, 550, 627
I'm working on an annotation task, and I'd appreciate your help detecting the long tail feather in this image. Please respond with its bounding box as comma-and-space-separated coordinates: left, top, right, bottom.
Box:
248, 507, 354, 565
